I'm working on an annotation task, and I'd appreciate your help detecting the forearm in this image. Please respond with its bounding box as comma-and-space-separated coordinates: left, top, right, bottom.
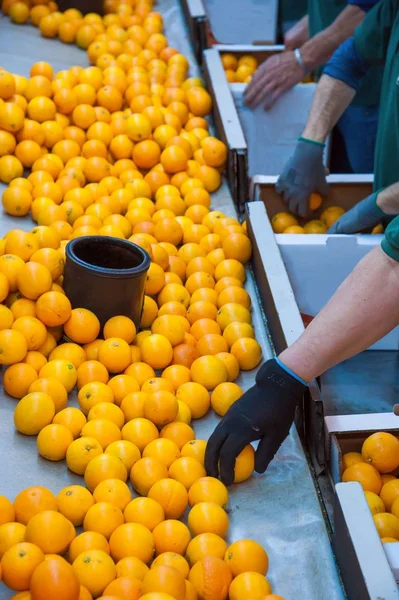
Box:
302, 75, 356, 142
300, 5, 365, 71
279, 247, 399, 381
377, 182, 399, 214
284, 15, 309, 50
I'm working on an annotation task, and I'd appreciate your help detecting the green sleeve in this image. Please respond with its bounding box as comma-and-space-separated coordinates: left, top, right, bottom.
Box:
381, 217, 399, 261
354, 0, 398, 65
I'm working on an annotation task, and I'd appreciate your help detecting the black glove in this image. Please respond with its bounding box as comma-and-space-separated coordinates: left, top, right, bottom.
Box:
328, 192, 384, 234
205, 359, 306, 485
276, 137, 328, 218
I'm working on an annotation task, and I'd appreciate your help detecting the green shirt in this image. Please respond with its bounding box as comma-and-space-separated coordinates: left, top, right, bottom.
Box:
354, 0, 399, 191
357, 0, 399, 260
280, 0, 307, 23
308, 0, 383, 106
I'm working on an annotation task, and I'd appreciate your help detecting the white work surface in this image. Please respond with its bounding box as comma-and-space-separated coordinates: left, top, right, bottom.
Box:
0, 5, 344, 600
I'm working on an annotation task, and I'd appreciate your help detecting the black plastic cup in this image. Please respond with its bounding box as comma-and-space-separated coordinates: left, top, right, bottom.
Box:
64, 236, 151, 330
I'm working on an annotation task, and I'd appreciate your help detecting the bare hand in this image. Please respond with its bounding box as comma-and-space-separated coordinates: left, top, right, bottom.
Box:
244, 52, 305, 110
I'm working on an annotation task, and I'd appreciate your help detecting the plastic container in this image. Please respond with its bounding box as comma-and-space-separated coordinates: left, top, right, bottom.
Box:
56, 0, 103, 15
64, 236, 151, 329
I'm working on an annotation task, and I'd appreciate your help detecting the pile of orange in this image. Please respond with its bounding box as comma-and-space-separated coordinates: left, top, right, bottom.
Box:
0, 0, 286, 598
220, 55, 257, 84
341, 431, 399, 544
0, 478, 282, 599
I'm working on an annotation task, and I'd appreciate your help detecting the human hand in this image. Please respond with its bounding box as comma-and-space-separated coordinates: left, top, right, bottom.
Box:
244, 51, 305, 110
205, 359, 306, 485
328, 192, 383, 233
276, 137, 328, 217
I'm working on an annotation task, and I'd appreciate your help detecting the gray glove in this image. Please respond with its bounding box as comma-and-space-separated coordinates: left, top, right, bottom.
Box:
276, 137, 328, 218
328, 192, 384, 234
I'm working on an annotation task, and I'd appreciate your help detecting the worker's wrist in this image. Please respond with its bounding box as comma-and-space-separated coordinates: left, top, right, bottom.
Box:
274, 358, 308, 386
293, 48, 310, 75
298, 136, 325, 148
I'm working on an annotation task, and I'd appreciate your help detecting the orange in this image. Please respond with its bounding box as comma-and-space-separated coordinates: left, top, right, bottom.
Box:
0, 522, 26, 558
78, 382, 115, 415
161, 422, 195, 449
379, 479, 399, 511
364, 491, 386, 516
88, 403, 125, 429
81, 418, 122, 451
169, 457, 206, 490
373, 513, 399, 539
0, 495, 15, 526
303, 220, 327, 234
223, 322, 255, 347
143, 391, 179, 426
211, 383, 243, 416
13, 486, 57, 526
231, 338, 262, 371
361, 432, 399, 473
69, 532, 110, 563
107, 374, 140, 406
140, 334, 173, 370
152, 520, 191, 556
5, 231, 39, 262
124, 496, 165, 531
3, 363, 38, 399
147, 478, 188, 520
14, 391, 55, 436
188, 502, 229, 538
57, 485, 94, 527
25, 510, 75, 554
151, 315, 188, 347
342, 462, 382, 494
224, 540, 268, 577
162, 365, 191, 391
0, 155, 23, 183
72, 550, 117, 598
97, 337, 133, 374
83, 502, 125, 540
77, 360, 110, 389
320, 206, 346, 229
190, 356, 227, 391
49, 342, 86, 369
93, 479, 132, 512
83, 341, 105, 361
152, 554, 189, 580
84, 453, 128, 492
109, 522, 154, 563
0, 103, 24, 134
133, 140, 161, 170
12, 316, 47, 351
229, 572, 272, 600
141, 296, 159, 328
234, 445, 255, 483
103, 316, 136, 344
38, 359, 77, 392
120, 391, 147, 420
189, 556, 232, 600
186, 533, 227, 567
158, 283, 190, 308
181, 440, 207, 465
381, 474, 397, 485
1, 542, 44, 591
105, 439, 141, 471
66, 436, 103, 475
217, 304, 251, 331
22, 350, 47, 373
143, 438, 180, 469
141, 565, 185, 600
130, 457, 169, 496
2, 187, 32, 217
116, 556, 149, 581
122, 417, 159, 451
37, 423, 73, 461
30, 555, 81, 600
64, 308, 100, 344
28, 377, 67, 413
190, 320, 221, 341
103, 576, 142, 599
188, 477, 228, 508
